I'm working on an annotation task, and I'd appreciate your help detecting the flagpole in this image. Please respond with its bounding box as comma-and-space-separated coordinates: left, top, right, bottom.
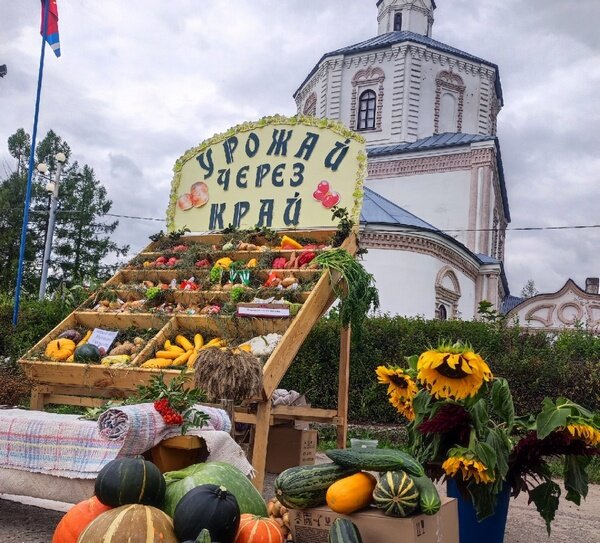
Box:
12, 0, 51, 325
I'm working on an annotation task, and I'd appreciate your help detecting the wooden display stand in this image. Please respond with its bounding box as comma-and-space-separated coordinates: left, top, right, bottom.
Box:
20, 229, 355, 490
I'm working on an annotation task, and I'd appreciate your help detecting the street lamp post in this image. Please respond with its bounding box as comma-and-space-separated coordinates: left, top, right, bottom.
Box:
38, 152, 66, 300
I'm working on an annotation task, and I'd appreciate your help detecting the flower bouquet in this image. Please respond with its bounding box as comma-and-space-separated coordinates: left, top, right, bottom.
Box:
376, 341, 600, 533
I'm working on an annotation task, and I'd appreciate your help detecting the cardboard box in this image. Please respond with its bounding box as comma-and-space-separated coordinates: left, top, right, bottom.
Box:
289, 498, 458, 543
265, 427, 318, 473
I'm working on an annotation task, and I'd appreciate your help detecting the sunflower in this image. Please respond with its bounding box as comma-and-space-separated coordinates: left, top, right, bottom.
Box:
417, 342, 492, 400
564, 424, 600, 447
375, 366, 418, 398
389, 390, 415, 421
442, 455, 495, 484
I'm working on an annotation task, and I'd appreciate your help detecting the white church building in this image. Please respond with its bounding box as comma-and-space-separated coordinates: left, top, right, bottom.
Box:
294, 0, 511, 319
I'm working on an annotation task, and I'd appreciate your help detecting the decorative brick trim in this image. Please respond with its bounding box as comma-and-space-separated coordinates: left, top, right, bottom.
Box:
368, 148, 495, 179
303, 92, 317, 116
434, 70, 465, 134
351, 66, 386, 131
360, 231, 479, 280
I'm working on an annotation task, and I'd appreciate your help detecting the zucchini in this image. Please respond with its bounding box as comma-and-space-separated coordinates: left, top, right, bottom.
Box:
274, 463, 358, 509
329, 518, 363, 543
325, 448, 425, 477
413, 475, 442, 515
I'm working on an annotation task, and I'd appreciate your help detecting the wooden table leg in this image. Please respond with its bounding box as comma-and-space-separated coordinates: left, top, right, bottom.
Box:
251, 400, 272, 492
337, 326, 351, 449
30, 386, 48, 411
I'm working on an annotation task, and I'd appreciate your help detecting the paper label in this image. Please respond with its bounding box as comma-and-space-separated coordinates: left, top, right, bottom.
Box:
87, 329, 119, 352
237, 304, 291, 318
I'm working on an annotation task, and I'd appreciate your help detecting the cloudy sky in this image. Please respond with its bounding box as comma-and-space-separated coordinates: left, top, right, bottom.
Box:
1, 0, 598, 296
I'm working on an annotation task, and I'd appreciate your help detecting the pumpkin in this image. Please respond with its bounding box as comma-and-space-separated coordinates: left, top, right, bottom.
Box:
95, 457, 165, 507
51, 496, 112, 543
163, 461, 268, 518
78, 504, 178, 542
326, 471, 377, 515
372, 471, 419, 517
45, 338, 76, 361
234, 514, 284, 543
74, 343, 101, 363
174, 484, 241, 543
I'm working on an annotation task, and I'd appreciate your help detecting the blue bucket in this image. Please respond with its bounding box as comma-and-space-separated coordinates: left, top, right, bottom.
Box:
447, 479, 510, 543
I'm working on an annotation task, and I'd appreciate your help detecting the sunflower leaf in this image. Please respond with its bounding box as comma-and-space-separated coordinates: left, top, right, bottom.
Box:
536, 398, 571, 439
564, 455, 590, 505
474, 441, 497, 472
486, 428, 510, 480
528, 480, 561, 535
491, 378, 515, 430
469, 399, 489, 436
466, 480, 499, 521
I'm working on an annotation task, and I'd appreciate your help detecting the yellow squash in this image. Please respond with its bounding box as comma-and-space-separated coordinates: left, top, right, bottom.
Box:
326, 472, 377, 515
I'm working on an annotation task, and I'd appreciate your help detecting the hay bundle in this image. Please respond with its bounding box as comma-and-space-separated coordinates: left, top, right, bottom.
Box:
194, 347, 262, 402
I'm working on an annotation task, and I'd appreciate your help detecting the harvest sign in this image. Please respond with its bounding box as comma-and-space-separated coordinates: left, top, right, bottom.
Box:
167, 116, 367, 232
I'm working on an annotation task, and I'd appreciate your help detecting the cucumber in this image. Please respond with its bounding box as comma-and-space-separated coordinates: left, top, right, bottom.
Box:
413, 475, 442, 515
325, 448, 425, 477
274, 463, 358, 510
328, 518, 363, 543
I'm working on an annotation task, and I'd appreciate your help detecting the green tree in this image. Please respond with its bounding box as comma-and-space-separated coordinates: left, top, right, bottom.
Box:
0, 128, 128, 292
521, 279, 539, 299
51, 162, 129, 286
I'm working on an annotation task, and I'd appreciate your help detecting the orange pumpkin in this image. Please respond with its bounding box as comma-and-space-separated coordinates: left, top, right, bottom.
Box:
51, 496, 112, 543
326, 471, 377, 514
234, 514, 284, 543
45, 338, 76, 361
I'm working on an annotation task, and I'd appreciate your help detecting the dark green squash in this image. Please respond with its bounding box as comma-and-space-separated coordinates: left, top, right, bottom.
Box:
174, 484, 240, 543
328, 518, 363, 543
74, 343, 101, 363
373, 471, 419, 517
95, 457, 166, 507
413, 475, 442, 515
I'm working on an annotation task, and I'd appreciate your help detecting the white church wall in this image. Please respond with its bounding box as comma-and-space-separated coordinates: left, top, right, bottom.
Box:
365, 169, 472, 247
362, 248, 477, 318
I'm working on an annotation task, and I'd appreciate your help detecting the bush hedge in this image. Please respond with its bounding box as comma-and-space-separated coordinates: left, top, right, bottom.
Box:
281, 316, 600, 422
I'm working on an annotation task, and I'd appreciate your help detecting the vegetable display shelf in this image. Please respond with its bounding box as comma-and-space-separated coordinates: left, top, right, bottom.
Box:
19, 228, 357, 490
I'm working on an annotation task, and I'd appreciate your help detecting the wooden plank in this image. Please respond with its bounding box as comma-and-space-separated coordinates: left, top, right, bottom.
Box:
160, 435, 204, 450
337, 326, 351, 448
271, 405, 340, 422
45, 394, 105, 408
251, 401, 272, 492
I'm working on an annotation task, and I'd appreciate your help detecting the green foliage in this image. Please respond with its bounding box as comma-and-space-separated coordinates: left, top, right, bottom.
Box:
282, 315, 600, 422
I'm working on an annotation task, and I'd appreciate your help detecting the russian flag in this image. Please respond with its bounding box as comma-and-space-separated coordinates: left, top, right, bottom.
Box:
40, 0, 61, 57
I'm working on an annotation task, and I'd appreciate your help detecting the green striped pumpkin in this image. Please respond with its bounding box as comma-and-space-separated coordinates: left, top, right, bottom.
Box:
95, 457, 166, 507
328, 518, 363, 543
373, 471, 419, 517
274, 463, 358, 509
78, 504, 178, 542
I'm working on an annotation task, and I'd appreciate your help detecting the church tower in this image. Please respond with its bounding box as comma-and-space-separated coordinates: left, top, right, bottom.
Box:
377, 0, 435, 37
293, 1, 511, 318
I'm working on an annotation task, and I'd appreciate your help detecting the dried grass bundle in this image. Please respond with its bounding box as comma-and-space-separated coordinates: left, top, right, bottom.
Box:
194, 347, 262, 402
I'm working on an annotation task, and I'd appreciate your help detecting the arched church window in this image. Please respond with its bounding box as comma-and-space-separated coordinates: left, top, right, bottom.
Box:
357, 90, 376, 130
439, 92, 457, 133
435, 266, 461, 319
394, 12, 402, 31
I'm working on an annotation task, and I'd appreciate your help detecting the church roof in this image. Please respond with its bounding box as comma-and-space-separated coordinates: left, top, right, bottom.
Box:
376, 0, 437, 7
367, 133, 511, 222
360, 186, 440, 231
501, 295, 524, 314
367, 133, 492, 156
360, 187, 511, 295
294, 31, 503, 104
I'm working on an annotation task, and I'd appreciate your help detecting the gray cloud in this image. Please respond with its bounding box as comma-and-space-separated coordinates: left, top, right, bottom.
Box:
0, 0, 598, 296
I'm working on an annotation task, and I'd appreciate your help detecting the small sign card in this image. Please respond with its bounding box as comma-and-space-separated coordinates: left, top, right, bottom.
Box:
87, 328, 119, 352
237, 303, 291, 318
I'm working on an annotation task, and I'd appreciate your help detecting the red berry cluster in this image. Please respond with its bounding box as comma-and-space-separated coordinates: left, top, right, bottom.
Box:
154, 398, 183, 425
